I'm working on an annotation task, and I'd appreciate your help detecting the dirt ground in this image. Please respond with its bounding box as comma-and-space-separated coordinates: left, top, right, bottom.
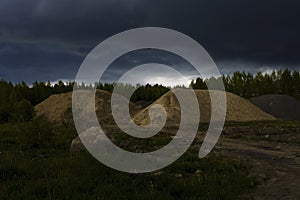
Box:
102, 122, 300, 199
210, 125, 300, 199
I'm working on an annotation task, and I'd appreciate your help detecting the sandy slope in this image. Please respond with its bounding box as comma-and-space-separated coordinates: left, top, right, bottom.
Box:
36, 89, 275, 126
35, 89, 138, 124
133, 89, 275, 125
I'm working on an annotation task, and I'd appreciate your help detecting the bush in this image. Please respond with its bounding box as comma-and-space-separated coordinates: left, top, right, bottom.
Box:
20, 117, 54, 149
10, 100, 35, 123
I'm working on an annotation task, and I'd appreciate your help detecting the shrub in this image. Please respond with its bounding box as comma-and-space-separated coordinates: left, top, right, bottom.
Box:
10, 100, 35, 123
20, 116, 54, 149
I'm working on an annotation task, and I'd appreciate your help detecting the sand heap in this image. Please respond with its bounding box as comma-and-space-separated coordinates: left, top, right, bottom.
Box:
251, 94, 300, 120
35, 89, 138, 125
36, 89, 276, 127
35, 91, 72, 123
133, 89, 275, 125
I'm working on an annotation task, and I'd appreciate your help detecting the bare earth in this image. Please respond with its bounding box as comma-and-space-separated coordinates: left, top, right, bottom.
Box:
35, 89, 275, 125
207, 125, 300, 199
100, 123, 300, 199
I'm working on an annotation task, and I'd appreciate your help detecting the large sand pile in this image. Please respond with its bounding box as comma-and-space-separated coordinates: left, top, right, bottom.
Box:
133, 89, 275, 125
36, 89, 276, 127
251, 94, 300, 120
35, 89, 138, 124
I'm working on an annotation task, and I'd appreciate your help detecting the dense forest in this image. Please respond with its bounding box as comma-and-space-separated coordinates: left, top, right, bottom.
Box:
0, 69, 299, 124
191, 68, 300, 99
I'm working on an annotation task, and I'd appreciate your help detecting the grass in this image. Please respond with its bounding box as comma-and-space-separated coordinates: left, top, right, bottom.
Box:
223, 120, 300, 144
0, 118, 257, 199
224, 120, 300, 128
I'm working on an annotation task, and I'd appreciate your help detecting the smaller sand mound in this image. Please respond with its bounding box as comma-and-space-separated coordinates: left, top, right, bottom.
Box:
35, 89, 138, 125
35, 92, 73, 123
251, 94, 300, 120
133, 89, 275, 125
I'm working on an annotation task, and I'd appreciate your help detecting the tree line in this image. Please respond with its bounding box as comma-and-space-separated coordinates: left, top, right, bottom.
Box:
0, 68, 299, 124
191, 69, 300, 100
0, 80, 170, 123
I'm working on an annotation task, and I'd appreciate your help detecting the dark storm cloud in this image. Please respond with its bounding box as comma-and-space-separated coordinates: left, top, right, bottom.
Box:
101, 49, 199, 83
139, 0, 300, 67
0, 0, 299, 83
0, 0, 144, 47
0, 41, 84, 83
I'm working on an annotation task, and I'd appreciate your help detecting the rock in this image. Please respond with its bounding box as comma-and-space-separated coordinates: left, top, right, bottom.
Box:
70, 126, 116, 154
70, 136, 85, 154
153, 171, 164, 176
174, 173, 183, 179
215, 145, 222, 150
195, 170, 202, 176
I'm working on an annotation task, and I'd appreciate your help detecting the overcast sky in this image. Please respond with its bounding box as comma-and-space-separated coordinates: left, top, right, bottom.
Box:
0, 0, 299, 85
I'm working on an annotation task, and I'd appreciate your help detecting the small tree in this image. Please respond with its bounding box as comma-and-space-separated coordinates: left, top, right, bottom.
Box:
10, 99, 35, 122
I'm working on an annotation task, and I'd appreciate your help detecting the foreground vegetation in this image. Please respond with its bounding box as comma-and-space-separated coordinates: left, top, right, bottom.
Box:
0, 117, 257, 199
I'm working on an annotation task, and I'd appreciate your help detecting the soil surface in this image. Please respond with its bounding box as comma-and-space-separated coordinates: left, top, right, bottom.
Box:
72, 122, 300, 199
208, 124, 300, 199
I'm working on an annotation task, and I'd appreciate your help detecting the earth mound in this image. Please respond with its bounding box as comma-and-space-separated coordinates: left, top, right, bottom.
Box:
133, 89, 275, 125
35, 89, 138, 125
250, 94, 300, 120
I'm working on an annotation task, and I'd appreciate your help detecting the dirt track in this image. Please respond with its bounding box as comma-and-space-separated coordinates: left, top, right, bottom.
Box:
113, 122, 300, 199
213, 126, 300, 199
93, 123, 300, 199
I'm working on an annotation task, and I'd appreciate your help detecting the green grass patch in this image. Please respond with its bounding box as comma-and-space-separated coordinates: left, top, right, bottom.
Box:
0, 119, 256, 199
